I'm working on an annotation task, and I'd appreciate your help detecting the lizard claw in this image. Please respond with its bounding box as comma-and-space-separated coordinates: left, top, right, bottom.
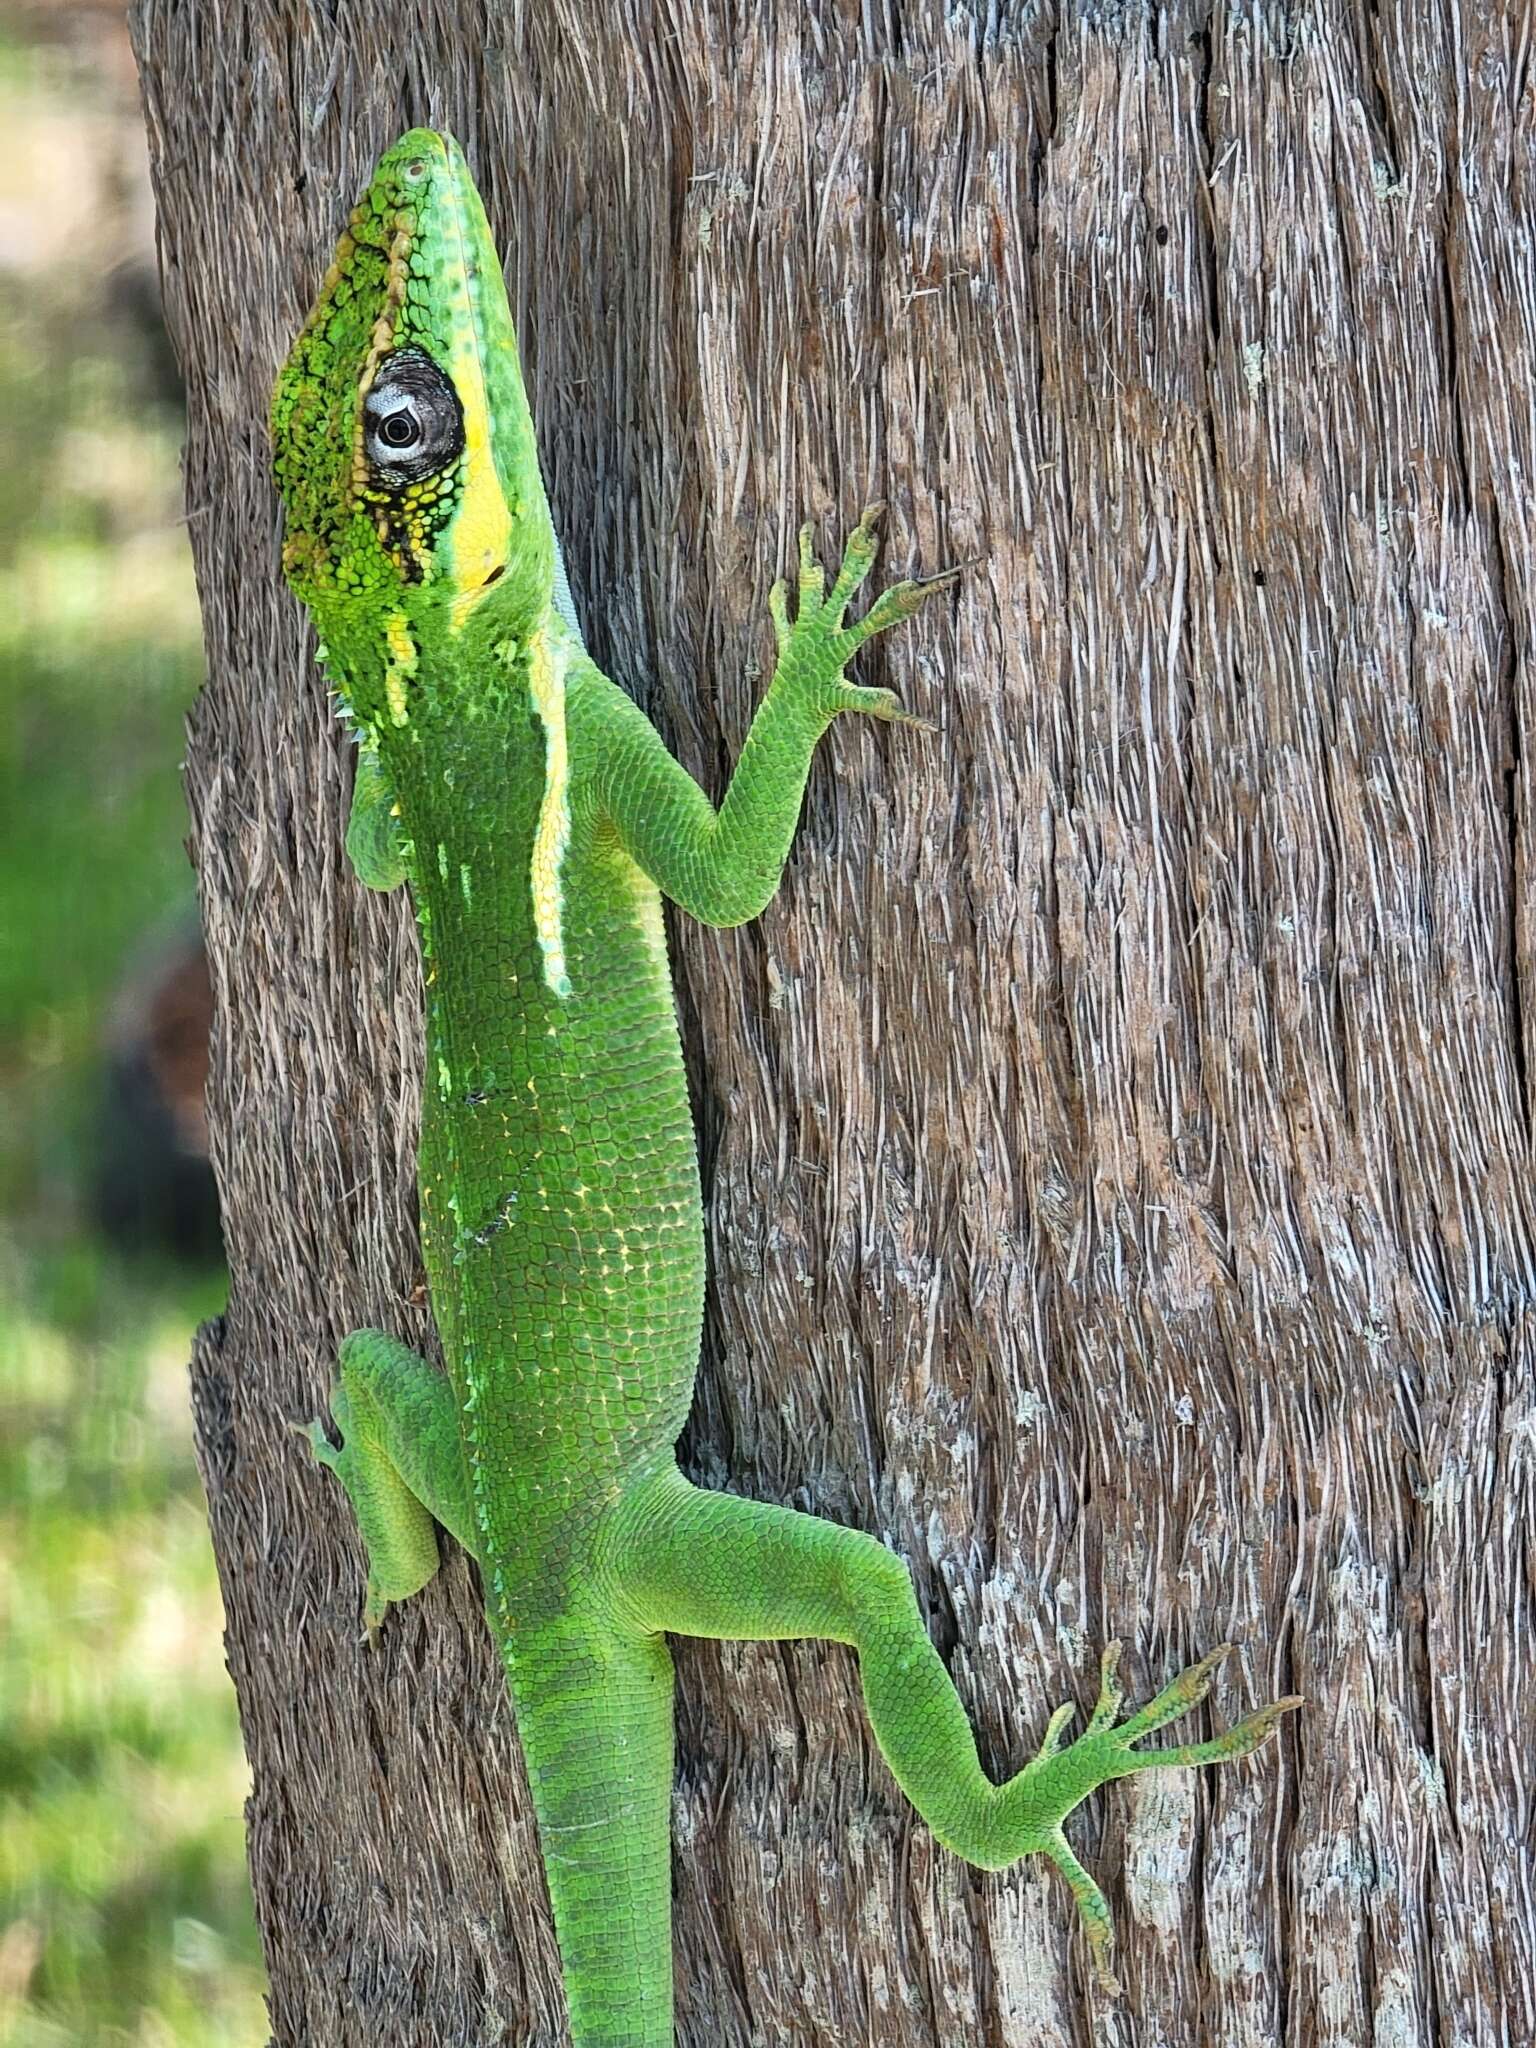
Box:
291, 1415, 341, 1469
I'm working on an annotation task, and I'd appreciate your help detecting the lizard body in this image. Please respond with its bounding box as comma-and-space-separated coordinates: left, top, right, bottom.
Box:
271, 130, 1299, 2045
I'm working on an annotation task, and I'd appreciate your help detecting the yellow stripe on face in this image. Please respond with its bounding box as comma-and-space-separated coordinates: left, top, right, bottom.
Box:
438, 180, 511, 613
526, 626, 571, 998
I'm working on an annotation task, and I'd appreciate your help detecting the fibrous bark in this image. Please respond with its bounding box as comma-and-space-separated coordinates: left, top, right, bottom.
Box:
131, 3, 1536, 2041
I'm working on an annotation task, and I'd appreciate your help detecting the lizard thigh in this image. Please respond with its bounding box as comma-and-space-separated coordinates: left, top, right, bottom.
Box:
602, 1464, 1004, 1860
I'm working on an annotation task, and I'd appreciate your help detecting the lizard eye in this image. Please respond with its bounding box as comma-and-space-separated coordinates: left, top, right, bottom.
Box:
363, 348, 464, 483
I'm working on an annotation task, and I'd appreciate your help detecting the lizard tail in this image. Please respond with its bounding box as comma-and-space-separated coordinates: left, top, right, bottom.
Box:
502, 1621, 677, 2048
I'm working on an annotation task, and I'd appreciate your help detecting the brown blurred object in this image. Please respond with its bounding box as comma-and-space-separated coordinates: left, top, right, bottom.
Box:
0, 0, 183, 400
95, 923, 221, 1262
2, 0, 145, 64
0, 0, 146, 133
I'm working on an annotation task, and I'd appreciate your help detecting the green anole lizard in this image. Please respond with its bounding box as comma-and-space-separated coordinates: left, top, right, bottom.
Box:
270, 128, 1300, 2045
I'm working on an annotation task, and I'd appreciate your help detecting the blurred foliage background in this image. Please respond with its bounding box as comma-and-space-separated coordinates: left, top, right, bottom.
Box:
0, 5, 266, 2041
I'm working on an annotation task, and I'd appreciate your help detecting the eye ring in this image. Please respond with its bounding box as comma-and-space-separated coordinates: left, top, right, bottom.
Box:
362, 347, 465, 486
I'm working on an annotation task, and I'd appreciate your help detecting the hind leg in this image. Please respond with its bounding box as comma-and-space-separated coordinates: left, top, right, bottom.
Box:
603, 1464, 1298, 1992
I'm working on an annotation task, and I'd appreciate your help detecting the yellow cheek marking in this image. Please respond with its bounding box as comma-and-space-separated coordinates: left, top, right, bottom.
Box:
447, 338, 512, 600
526, 625, 572, 999
384, 612, 417, 726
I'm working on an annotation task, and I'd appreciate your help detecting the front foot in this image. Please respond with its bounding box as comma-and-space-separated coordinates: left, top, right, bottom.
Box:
767, 503, 957, 725
292, 1407, 393, 1640
291, 1368, 443, 1642
1007, 1643, 1302, 1995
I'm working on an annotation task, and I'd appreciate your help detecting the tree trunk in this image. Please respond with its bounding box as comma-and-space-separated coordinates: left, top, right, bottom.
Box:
129, 3, 1535, 2041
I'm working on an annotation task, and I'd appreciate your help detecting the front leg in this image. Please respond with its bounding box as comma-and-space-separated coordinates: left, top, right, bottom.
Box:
297, 1329, 477, 1635
567, 506, 955, 927
344, 743, 408, 892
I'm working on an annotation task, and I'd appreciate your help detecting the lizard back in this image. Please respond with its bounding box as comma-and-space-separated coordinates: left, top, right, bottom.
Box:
383, 645, 705, 1604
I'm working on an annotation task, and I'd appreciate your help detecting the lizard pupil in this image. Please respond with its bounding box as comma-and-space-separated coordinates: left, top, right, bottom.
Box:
380, 410, 420, 448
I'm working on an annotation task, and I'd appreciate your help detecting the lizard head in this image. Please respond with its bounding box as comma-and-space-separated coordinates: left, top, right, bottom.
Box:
270, 128, 555, 706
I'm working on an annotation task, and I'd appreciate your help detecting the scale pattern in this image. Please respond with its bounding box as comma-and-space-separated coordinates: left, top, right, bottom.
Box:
274, 129, 1301, 2046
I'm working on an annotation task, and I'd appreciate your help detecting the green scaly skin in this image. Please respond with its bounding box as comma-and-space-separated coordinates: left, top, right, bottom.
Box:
271, 129, 1301, 2042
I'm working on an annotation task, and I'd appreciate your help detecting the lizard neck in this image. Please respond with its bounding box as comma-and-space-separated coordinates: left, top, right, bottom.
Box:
369, 604, 574, 1016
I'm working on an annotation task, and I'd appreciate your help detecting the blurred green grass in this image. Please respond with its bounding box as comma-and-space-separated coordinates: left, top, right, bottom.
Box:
0, 25, 267, 2047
